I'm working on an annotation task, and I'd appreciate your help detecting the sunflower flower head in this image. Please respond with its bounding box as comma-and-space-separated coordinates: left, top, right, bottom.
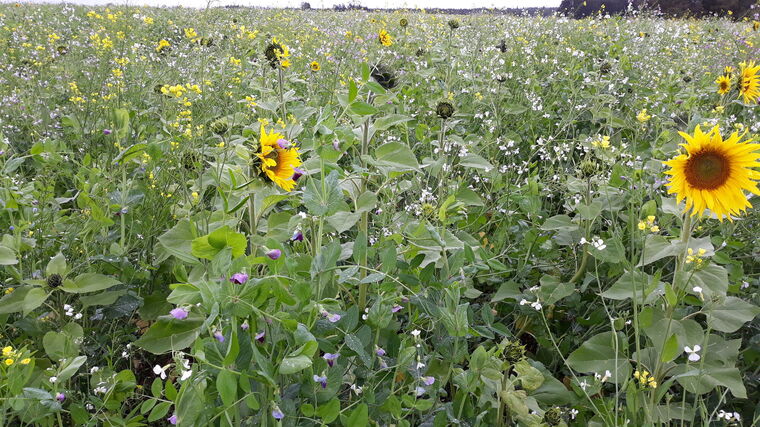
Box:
716, 75, 731, 95
663, 125, 760, 221
310, 61, 320, 72
256, 124, 302, 192
738, 60, 760, 104
378, 29, 393, 47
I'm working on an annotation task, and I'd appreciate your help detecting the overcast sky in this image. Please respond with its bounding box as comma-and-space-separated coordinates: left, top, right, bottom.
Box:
4, 0, 561, 9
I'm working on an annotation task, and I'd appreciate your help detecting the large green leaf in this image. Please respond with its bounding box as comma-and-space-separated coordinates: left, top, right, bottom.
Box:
191, 226, 246, 260
158, 220, 200, 264
0, 246, 18, 265
0, 286, 49, 315
61, 273, 121, 294
303, 170, 343, 216
705, 297, 759, 333
278, 355, 312, 374
566, 332, 630, 383
600, 271, 652, 303
134, 315, 204, 354
372, 142, 420, 173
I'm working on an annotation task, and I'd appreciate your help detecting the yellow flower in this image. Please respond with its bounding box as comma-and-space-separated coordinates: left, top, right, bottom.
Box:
636, 109, 651, 123
310, 61, 320, 72
4, 359, 13, 366
184, 28, 198, 40
2, 346, 12, 356
256, 125, 302, 192
20, 358, 30, 365
663, 125, 760, 221
716, 75, 731, 95
738, 60, 760, 104
156, 39, 170, 52
378, 29, 393, 47
637, 221, 647, 230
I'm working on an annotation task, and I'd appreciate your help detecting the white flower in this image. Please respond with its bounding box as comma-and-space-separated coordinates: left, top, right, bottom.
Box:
530, 301, 542, 311
49, 376, 58, 383
684, 345, 701, 362
350, 384, 363, 395
570, 409, 579, 419
93, 386, 108, 394
90, 366, 100, 374
579, 379, 589, 390
692, 286, 702, 293
519, 299, 529, 305
410, 329, 421, 337
579, 237, 588, 245
416, 362, 426, 369
153, 364, 167, 380
180, 370, 192, 381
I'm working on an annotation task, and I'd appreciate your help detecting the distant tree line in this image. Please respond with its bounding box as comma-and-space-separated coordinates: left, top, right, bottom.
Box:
559, 0, 756, 17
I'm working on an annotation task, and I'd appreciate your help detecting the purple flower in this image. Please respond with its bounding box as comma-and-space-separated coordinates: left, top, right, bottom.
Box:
55, 392, 65, 402
376, 347, 386, 356
170, 308, 188, 320
422, 376, 435, 386
230, 272, 249, 284
333, 140, 340, 150
277, 138, 291, 149
401, 296, 410, 303
266, 249, 281, 260
103, 129, 111, 135
292, 167, 304, 181
415, 386, 426, 396
167, 413, 177, 425
323, 353, 339, 367
392, 305, 403, 313
255, 331, 266, 343
213, 330, 225, 343
272, 408, 284, 420
322, 311, 341, 323
240, 321, 249, 330
291, 230, 304, 242
313, 374, 327, 388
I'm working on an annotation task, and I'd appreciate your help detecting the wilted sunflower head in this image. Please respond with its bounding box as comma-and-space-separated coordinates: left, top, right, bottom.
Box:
544, 408, 563, 426
502, 340, 526, 364
56, 45, 68, 55
399, 18, 408, 28
264, 40, 285, 68
47, 274, 62, 288
209, 117, 229, 135
371, 64, 397, 90
197, 37, 214, 47
738, 60, 760, 104
415, 47, 426, 57
448, 19, 460, 30
436, 101, 454, 119
256, 124, 302, 192
754, 20, 759, 31
496, 39, 507, 53
663, 125, 760, 221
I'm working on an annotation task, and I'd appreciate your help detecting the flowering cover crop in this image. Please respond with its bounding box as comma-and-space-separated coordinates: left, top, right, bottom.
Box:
0, 3, 759, 426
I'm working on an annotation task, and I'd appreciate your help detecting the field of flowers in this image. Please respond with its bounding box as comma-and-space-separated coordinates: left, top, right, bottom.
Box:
1, 3, 760, 426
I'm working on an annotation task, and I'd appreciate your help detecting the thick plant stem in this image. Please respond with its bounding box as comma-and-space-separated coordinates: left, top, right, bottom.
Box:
278, 67, 285, 122
358, 110, 371, 310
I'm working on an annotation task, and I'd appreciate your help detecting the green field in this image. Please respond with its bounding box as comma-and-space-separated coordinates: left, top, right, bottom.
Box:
0, 3, 759, 426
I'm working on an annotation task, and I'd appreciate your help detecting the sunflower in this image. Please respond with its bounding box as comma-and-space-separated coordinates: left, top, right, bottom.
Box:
256, 125, 302, 192
715, 75, 731, 95
663, 125, 760, 221
378, 29, 393, 47
738, 60, 760, 104
310, 61, 320, 72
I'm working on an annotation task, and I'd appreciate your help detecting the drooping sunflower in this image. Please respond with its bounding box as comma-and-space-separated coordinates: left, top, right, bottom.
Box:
256, 125, 302, 192
663, 125, 760, 221
738, 60, 760, 104
716, 75, 731, 95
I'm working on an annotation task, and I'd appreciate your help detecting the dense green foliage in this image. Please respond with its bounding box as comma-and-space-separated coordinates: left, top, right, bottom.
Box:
0, 4, 759, 426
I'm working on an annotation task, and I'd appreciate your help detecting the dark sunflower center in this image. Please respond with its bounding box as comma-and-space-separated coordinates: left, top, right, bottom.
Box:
684, 150, 730, 190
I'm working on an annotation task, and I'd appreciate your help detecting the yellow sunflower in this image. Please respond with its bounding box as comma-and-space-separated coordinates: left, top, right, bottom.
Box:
663, 125, 760, 221
716, 75, 731, 95
738, 60, 760, 104
310, 61, 320, 72
378, 29, 393, 47
256, 125, 302, 192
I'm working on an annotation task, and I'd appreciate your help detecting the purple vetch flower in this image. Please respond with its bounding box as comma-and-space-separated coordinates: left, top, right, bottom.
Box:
103, 129, 111, 135
266, 249, 281, 260
415, 386, 426, 396
376, 347, 386, 356
401, 296, 410, 303
255, 331, 266, 343
322, 311, 341, 323
292, 167, 304, 181
323, 353, 339, 367
277, 138, 290, 149
240, 321, 249, 330
391, 305, 403, 313
313, 374, 328, 388
55, 392, 66, 402
291, 230, 304, 242
422, 376, 435, 386
213, 330, 225, 343
272, 408, 284, 420
230, 272, 249, 284
167, 413, 177, 425
332, 140, 340, 150
170, 307, 188, 320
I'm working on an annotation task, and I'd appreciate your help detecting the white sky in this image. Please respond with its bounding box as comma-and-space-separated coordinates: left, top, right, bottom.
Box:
4, 0, 561, 9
